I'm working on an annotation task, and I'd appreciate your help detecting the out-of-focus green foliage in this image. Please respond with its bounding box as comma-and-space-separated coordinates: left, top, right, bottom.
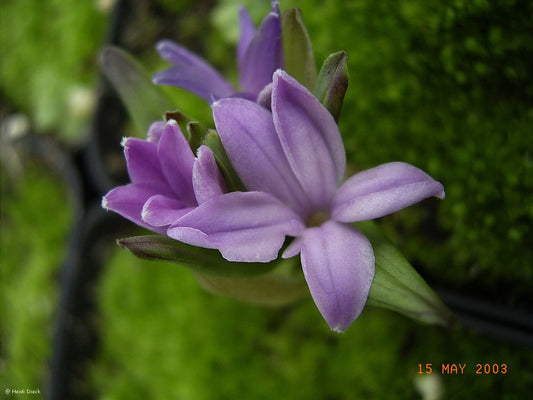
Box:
91, 249, 533, 400
0, 0, 108, 142
0, 162, 73, 392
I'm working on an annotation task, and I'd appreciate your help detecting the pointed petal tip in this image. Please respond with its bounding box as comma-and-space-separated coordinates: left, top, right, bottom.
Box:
155, 39, 173, 52
151, 74, 161, 85
273, 68, 286, 80
300, 222, 373, 335
271, 1, 280, 15
140, 202, 151, 222
101, 195, 109, 210
273, 69, 313, 97
332, 162, 446, 222
211, 99, 223, 109
281, 236, 303, 259
208, 94, 218, 105
120, 136, 129, 147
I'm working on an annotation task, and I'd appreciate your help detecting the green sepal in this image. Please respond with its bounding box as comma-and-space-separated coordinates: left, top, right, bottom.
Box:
356, 221, 456, 327
163, 112, 207, 152
314, 51, 349, 121
281, 8, 317, 90
100, 46, 186, 135
186, 121, 208, 151
117, 235, 277, 278
164, 110, 191, 134
203, 129, 246, 192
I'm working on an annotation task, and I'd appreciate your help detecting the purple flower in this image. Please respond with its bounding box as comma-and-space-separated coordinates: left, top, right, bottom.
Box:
167, 70, 445, 332
102, 120, 226, 234
152, 2, 283, 103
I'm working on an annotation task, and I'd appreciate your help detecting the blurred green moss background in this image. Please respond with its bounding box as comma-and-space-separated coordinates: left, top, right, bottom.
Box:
0, 0, 108, 142
1, 0, 532, 399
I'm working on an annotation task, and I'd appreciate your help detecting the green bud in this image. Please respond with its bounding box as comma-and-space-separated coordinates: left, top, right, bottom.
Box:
203, 129, 246, 192
314, 51, 349, 121
356, 221, 456, 327
117, 235, 276, 277
100, 46, 188, 135
281, 8, 317, 90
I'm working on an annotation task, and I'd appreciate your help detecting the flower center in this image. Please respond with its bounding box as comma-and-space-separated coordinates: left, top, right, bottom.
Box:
306, 210, 330, 228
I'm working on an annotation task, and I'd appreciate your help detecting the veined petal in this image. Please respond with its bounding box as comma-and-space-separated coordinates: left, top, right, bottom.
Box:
332, 162, 446, 223
157, 120, 196, 205
123, 137, 166, 185
272, 70, 346, 210
299, 221, 375, 332
193, 145, 227, 204
239, 3, 283, 95
212, 98, 312, 217
142, 195, 193, 227
102, 183, 173, 234
237, 6, 256, 70
153, 40, 235, 102
167, 191, 305, 262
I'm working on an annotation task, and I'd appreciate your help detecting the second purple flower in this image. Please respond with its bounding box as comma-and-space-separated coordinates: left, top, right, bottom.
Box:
153, 2, 283, 103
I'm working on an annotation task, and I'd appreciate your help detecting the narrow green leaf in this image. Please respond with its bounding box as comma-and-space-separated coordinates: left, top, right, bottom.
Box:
203, 129, 246, 192
314, 51, 349, 121
117, 235, 277, 277
281, 8, 317, 89
100, 46, 187, 135
356, 221, 456, 327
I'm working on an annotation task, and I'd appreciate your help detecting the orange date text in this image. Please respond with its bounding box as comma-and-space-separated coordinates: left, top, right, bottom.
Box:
417, 363, 508, 375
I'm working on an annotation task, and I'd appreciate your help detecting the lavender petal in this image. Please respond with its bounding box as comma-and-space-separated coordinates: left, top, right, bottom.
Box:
142, 195, 193, 227
123, 137, 166, 185
153, 40, 235, 102
102, 183, 173, 234
193, 145, 227, 204
212, 98, 312, 217
299, 221, 375, 332
147, 121, 166, 143
332, 162, 446, 223
237, 6, 257, 70
238, 4, 283, 95
157, 120, 196, 205
167, 191, 305, 262
272, 70, 346, 211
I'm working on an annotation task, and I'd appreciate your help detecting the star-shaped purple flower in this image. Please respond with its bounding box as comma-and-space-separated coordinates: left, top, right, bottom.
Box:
167, 70, 445, 332
153, 2, 283, 103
